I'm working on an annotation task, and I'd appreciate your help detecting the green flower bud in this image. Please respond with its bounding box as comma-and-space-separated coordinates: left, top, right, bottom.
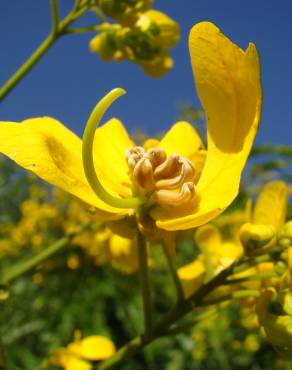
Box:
239, 222, 277, 257
256, 288, 292, 359
280, 220, 292, 240
99, 0, 153, 24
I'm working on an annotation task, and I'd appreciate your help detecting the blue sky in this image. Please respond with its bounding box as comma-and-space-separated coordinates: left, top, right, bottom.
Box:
0, 0, 291, 145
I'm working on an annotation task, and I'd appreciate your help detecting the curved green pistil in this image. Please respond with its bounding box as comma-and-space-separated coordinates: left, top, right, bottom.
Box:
82, 88, 143, 209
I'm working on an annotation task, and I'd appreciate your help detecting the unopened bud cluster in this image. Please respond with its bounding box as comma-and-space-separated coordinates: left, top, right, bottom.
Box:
89, 4, 179, 76
99, 0, 153, 24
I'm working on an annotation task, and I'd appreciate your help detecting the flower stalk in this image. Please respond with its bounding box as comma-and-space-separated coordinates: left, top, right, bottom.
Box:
0, 0, 96, 102
137, 231, 153, 340
162, 239, 184, 302
0, 341, 6, 370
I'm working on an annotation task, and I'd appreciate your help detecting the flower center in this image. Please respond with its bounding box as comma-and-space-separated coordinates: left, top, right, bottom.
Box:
125, 146, 196, 207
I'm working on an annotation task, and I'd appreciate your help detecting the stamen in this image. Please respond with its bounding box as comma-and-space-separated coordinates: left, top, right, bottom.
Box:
124, 145, 197, 209
153, 154, 181, 180
125, 147, 145, 171
145, 147, 167, 168
156, 157, 195, 190
133, 157, 156, 190
154, 182, 196, 207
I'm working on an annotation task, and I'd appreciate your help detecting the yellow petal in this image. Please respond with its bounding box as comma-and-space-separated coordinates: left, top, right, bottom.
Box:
219, 241, 243, 265
0, 118, 127, 218
108, 234, 139, 274
253, 181, 288, 230
156, 21, 261, 230
80, 336, 116, 361
195, 224, 221, 254
65, 357, 92, 370
178, 258, 205, 298
143, 138, 160, 150
159, 121, 204, 159
93, 118, 134, 198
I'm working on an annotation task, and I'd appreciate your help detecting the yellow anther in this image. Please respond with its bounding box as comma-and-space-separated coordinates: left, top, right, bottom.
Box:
154, 182, 196, 207
155, 157, 195, 190
125, 146, 145, 171
133, 157, 156, 190
145, 147, 167, 168
153, 154, 181, 180
125, 146, 197, 209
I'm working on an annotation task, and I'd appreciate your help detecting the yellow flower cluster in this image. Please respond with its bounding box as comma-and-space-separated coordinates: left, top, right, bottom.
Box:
0, 183, 140, 275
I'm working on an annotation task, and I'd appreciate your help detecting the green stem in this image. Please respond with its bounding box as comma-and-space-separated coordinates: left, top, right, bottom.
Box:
232, 254, 271, 274
63, 25, 104, 34
0, 224, 88, 285
0, 341, 6, 370
162, 240, 184, 302
91, 6, 106, 22
0, 34, 56, 101
251, 144, 292, 157
163, 309, 217, 337
50, 0, 60, 35
137, 231, 153, 340
97, 336, 144, 370
0, 2, 89, 102
200, 289, 261, 307
95, 254, 267, 369
224, 271, 278, 285
95, 258, 239, 370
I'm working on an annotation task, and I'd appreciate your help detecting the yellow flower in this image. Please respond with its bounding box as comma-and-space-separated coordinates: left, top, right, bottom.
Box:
49, 331, 116, 370
107, 233, 139, 273
240, 181, 288, 256
255, 287, 292, 359
178, 224, 243, 298
0, 22, 261, 232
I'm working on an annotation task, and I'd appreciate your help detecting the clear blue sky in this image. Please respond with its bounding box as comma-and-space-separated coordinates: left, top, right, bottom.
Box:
0, 0, 291, 145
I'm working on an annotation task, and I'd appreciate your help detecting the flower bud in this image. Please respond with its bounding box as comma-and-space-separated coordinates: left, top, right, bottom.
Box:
89, 25, 118, 61
239, 222, 276, 257
255, 288, 292, 359
99, 0, 153, 24
278, 221, 292, 247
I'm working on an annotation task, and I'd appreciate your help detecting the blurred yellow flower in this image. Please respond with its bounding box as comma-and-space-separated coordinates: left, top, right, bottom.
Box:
49, 331, 116, 370
255, 287, 292, 359
240, 181, 288, 256
0, 22, 261, 232
178, 224, 243, 298
107, 233, 139, 273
